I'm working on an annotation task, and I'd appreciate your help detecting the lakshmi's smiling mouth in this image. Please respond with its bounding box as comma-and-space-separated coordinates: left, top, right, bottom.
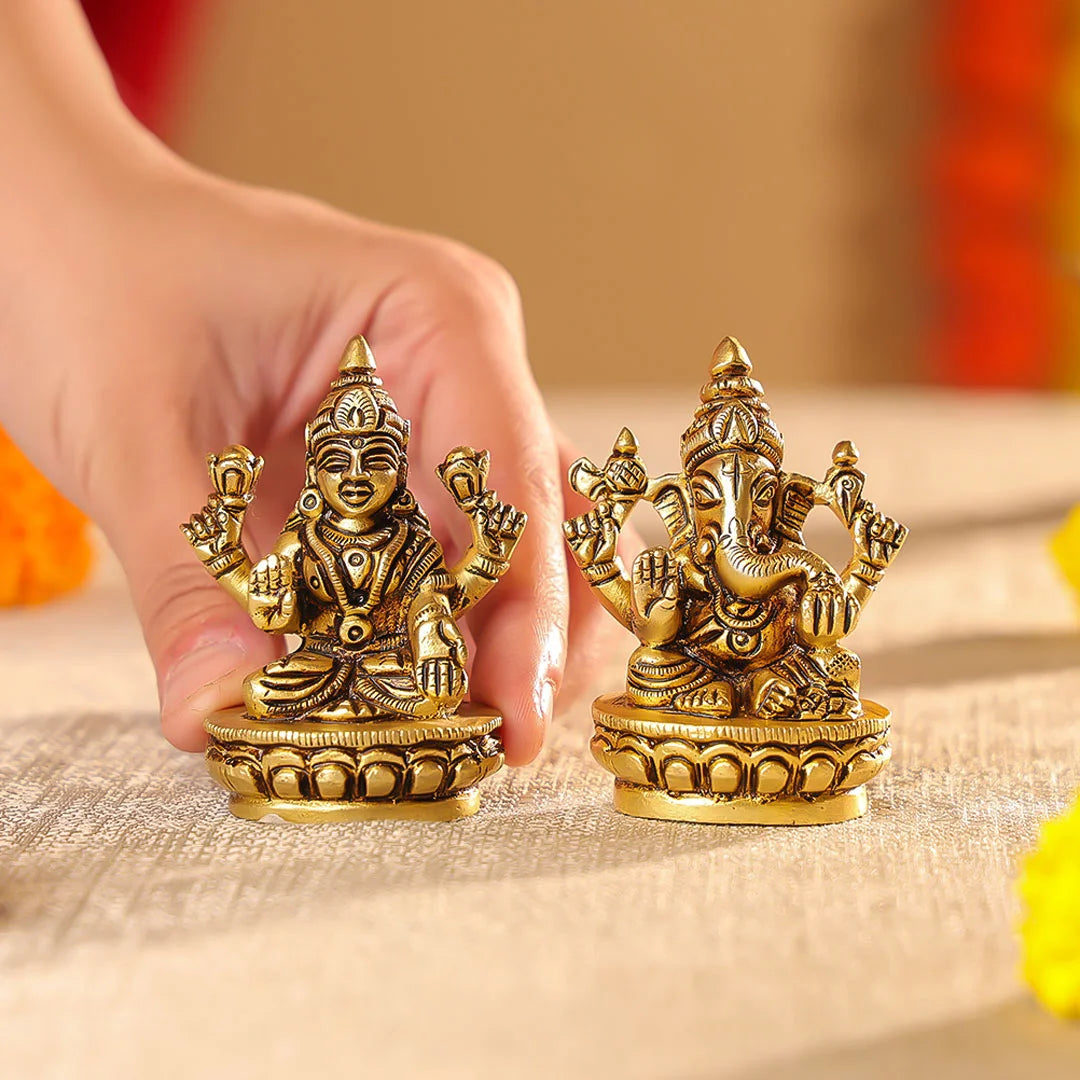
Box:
339, 481, 374, 504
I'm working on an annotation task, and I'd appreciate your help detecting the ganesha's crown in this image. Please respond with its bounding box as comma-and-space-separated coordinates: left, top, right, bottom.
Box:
308, 335, 410, 448
680, 336, 783, 473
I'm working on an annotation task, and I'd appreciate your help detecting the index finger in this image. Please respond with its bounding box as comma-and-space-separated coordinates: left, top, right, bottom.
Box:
363, 244, 566, 765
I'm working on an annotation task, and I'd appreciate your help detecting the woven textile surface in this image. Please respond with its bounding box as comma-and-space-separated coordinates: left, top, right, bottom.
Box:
3, 389, 1080, 1078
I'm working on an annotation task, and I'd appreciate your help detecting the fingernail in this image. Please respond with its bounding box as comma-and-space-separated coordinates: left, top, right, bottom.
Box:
537, 678, 557, 731
162, 632, 249, 720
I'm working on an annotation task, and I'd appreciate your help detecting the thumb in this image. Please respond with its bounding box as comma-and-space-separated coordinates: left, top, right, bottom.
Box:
108, 473, 278, 752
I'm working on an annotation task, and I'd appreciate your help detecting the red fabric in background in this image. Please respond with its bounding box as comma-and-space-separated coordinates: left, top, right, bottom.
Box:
927, 0, 1066, 387
81, 0, 206, 136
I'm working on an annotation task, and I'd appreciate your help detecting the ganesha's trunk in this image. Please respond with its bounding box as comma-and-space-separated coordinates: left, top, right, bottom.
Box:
714, 528, 835, 601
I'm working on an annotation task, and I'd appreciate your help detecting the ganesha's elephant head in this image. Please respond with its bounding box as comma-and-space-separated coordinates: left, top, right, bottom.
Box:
687, 448, 838, 601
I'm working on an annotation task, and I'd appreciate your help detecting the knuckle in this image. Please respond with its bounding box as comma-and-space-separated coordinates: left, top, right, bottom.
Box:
405, 235, 522, 322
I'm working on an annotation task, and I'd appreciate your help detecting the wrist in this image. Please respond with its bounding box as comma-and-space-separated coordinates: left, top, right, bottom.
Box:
853, 558, 884, 587
0, 4, 187, 261
583, 559, 619, 585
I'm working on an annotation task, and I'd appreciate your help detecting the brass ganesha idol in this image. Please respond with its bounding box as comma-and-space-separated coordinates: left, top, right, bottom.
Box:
564, 337, 907, 824
182, 336, 526, 822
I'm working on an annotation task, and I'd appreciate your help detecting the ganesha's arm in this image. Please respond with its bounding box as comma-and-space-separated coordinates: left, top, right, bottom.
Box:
563, 504, 635, 631
838, 503, 908, 627
584, 562, 636, 632
211, 553, 253, 610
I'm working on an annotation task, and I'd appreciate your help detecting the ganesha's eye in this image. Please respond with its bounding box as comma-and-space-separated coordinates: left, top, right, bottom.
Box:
753, 479, 777, 507
691, 475, 723, 507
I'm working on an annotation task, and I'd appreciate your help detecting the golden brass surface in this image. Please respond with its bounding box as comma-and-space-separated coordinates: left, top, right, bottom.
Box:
594, 696, 889, 825
184, 336, 525, 821
206, 705, 501, 822
226, 791, 482, 824
613, 783, 869, 826
565, 336, 907, 824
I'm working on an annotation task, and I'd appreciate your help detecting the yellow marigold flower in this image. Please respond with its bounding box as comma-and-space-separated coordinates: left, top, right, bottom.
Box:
1050, 505, 1080, 599
0, 428, 93, 605
1019, 790, 1080, 1019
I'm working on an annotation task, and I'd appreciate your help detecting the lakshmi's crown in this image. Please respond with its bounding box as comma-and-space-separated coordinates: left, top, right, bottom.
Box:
680, 336, 783, 473
307, 336, 410, 449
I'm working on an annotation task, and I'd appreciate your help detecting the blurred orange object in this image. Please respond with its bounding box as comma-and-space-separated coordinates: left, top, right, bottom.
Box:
927, 0, 1066, 387
0, 429, 93, 605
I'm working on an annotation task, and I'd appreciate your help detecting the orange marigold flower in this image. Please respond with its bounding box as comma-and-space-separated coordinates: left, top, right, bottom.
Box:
0, 428, 93, 605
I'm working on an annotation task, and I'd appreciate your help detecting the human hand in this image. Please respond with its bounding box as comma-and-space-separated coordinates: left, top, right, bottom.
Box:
0, 85, 595, 764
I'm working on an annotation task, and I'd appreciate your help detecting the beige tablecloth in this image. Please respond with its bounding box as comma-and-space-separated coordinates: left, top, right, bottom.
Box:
3, 388, 1080, 1078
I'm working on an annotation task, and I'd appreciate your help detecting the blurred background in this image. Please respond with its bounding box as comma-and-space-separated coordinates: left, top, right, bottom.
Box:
82, 0, 1077, 391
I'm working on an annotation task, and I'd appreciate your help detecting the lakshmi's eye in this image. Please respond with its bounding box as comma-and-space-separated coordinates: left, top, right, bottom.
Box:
364, 452, 398, 472
318, 452, 350, 473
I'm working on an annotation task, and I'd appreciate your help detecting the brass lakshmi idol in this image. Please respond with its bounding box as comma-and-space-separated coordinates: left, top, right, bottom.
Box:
182, 336, 526, 822
564, 337, 907, 825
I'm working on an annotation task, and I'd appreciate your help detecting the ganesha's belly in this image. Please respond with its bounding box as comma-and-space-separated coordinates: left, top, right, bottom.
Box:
682, 594, 795, 669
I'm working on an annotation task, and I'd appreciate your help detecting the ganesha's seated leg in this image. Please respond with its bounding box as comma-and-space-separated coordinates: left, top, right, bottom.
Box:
747, 646, 860, 720
748, 668, 800, 719
626, 645, 733, 716
816, 644, 860, 693
243, 648, 353, 721
813, 644, 861, 718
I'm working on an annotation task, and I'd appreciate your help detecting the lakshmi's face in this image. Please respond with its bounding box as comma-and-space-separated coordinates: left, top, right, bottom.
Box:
314, 435, 401, 518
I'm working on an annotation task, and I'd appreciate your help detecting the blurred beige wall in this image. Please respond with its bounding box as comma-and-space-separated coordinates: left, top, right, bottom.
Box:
174, 0, 926, 390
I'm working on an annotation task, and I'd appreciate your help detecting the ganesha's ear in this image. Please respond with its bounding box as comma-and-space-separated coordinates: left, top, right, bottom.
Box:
775, 472, 816, 543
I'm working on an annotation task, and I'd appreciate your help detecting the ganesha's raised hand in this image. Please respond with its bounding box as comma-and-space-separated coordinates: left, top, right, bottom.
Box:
563, 502, 620, 575
248, 553, 298, 633
853, 502, 908, 575
631, 547, 681, 645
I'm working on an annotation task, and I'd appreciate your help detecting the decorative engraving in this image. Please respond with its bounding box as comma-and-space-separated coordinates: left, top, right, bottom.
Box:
205, 707, 505, 814
183, 337, 525, 821
565, 337, 907, 824
590, 696, 891, 801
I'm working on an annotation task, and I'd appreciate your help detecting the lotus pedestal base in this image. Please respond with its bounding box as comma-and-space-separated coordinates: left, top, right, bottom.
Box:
205, 705, 504, 823
591, 694, 891, 826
